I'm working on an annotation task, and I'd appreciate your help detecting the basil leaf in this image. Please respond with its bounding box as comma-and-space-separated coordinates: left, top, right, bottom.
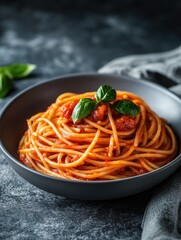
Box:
72, 98, 97, 123
0, 63, 36, 98
7, 64, 36, 79
111, 100, 140, 116
0, 72, 13, 98
96, 85, 116, 103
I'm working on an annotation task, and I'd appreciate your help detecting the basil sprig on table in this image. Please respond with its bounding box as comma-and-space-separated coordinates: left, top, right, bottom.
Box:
72, 84, 140, 123
0, 63, 36, 98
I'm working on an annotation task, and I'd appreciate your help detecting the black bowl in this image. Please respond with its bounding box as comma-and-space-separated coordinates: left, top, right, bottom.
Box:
0, 73, 181, 200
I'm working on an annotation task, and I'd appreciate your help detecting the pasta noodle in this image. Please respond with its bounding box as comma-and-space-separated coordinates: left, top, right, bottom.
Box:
18, 89, 178, 180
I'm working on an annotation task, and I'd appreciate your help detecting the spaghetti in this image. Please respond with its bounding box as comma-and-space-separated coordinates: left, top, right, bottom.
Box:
18, 88, 178, 180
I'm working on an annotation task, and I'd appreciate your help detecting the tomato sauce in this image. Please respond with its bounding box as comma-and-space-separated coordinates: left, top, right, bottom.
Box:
60, 100, 78, 119
87, 103, 108, 122
114, 115, 136, 131
60, 99, 136, 131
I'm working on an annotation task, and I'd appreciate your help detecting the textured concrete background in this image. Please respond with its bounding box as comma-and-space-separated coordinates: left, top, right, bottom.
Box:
0, 0, 181, 239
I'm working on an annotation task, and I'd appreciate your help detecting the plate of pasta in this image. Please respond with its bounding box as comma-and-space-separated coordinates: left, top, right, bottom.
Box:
0, 73, 181, 200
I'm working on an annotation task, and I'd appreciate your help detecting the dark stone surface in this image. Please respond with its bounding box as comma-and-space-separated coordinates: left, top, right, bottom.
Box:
0, 1, 180, 239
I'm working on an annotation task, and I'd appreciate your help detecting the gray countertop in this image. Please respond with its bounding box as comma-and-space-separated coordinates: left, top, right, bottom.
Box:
0, 1, 181, 239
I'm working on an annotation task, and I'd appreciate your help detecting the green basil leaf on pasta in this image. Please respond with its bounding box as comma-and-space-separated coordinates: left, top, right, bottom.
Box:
72, 98, 97, 123
96, 85, 116, 103
111, 100, 140, 116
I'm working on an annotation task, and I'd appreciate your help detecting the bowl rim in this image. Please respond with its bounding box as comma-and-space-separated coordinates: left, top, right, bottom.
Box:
0, 72, 181, 184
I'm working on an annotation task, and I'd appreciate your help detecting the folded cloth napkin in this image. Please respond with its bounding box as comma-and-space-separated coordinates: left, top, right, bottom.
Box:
141, 167, 181, 240
98, 46, 181, 240
98, 45, 181, 97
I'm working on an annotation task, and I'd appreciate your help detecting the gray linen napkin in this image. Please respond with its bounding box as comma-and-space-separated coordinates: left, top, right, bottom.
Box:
98, 46, 181, 239
141, 167, 181, 240
98, 45, 181, 97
